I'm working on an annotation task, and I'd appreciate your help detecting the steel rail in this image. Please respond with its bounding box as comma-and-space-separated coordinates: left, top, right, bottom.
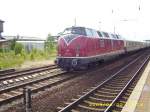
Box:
0, 64, 56, 77
0, 72, 76, 106
0, 70, 66, 94
0, 69, 15, 75
0, 65, 57, 81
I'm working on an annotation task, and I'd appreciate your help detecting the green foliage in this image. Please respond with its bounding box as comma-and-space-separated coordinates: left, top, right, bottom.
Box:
0, 49, 3, 52
0, 51, 24, 69
0, 47, 57, 69
45, 33, 55, 52
30, 53, 34, 60
0, 33, 57, 69
21, 49, 26, 59
10, 38, 17, 50
14, 43, 23, 55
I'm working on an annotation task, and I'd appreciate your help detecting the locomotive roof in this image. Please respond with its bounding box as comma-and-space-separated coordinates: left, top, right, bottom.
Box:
70, 26, 95, 30
65, 26, 122, 39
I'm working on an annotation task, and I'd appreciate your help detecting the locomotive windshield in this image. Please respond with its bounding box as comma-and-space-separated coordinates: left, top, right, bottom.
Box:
62, 27, 86, 36
60, 27, 86, 44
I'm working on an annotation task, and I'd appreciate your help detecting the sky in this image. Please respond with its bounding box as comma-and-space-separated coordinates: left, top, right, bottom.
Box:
0, 0, 150, 41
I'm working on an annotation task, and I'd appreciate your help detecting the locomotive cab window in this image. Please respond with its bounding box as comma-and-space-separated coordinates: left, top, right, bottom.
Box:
85, 28, 93, 37
85, 28, 99, 37
91, 29, 99, 37
62, 27, 86, 36
61, 27, 87, 44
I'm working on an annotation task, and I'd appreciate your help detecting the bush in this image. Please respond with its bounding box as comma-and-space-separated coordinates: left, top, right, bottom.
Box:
21, 49, 26, 59
10, 38, 17, 50
0, 43, 57, 69
30, 53, 35, 60
14, 43, 23, 55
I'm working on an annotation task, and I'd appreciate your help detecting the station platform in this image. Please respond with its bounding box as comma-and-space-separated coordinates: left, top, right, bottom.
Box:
122, 60, 150, 112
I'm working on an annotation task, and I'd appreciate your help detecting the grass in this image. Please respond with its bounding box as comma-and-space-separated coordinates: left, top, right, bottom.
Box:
0, 48, 57, 69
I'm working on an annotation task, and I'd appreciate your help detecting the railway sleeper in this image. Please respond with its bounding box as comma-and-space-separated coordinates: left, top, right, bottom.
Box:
100, 87, 121, 92
94, 93, 115, 98
103, 85, 123, 89
91, 95, 113, 102
78, 103, 105, 112
97, 90, 118, 95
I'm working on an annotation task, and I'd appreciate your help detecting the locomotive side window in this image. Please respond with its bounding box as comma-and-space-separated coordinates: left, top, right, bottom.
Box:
97, 31, 103, 38
102, 32, 110, 38
110, 34, 116, 39
113, 34, 118, 39
115, 35, 119, 39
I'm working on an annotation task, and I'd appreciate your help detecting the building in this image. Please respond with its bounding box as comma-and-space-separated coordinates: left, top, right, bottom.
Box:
4, 35, 46, 52
145, 40, 150, 42
0, 20, 4, 39
0, 20, 45, 51
0, 39, 11, 51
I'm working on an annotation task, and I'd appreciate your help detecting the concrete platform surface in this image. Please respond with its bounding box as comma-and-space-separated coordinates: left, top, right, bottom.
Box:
122, 60, 150, 112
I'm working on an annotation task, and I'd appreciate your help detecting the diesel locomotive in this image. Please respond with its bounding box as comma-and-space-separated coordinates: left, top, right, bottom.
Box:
55, 26, 150, 70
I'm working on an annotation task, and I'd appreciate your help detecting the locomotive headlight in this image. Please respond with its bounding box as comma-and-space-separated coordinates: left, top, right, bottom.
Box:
75, 45, 80, 57
72, 59, 78, 67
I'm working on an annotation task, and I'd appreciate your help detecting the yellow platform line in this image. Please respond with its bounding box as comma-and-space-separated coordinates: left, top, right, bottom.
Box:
121, 60, 150, 112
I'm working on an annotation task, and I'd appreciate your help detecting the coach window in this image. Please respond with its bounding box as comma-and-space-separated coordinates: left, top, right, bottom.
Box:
85, 28, 93, 37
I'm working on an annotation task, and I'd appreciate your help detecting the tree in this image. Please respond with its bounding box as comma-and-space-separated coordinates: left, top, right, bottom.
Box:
45, 33, 55, 52
14, 43, 23, 55
10, 38, 17, 50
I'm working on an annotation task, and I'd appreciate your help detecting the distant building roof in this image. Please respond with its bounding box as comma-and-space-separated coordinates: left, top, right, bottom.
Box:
0, 39, 10, 43
0, 36, 5, 39
0, 20, 4, 23
3, 35, 45, 41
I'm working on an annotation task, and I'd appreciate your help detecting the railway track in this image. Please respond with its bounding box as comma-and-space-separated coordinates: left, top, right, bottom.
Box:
0, 69, 15, 75
0, 50, 148, 112
0, 69, 74, 106
58, 51, 150, 112
0, 65, 58, 85
0, 64, 57, 78
0, 64, 74, 106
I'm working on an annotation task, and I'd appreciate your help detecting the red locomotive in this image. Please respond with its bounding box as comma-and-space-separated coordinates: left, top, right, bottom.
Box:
55, 26, 149, 70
